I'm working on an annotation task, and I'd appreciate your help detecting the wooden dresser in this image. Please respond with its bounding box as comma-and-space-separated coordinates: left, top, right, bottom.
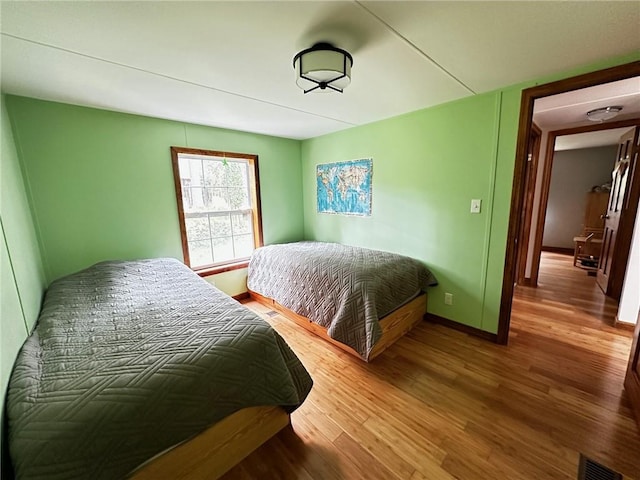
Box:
573, 191, 609, 270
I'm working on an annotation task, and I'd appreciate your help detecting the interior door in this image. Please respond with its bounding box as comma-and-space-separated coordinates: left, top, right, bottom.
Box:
625, 309, 640, 429
597, 127, 637, 297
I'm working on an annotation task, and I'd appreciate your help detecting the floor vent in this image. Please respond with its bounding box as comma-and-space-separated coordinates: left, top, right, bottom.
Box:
578, 454, 623, 480
266, 310, 279, 317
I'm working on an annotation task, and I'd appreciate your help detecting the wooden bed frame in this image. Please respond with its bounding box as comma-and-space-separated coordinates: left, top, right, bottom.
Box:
131, 406, 289, 479
249, 290, 428, 362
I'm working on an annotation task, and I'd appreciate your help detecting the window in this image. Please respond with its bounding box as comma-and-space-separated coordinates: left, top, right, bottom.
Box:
170, 146, 263, 275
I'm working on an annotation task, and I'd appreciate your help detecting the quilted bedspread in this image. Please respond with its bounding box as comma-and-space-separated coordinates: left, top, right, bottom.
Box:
247, 242, 437, 360
7, 258, 312, 480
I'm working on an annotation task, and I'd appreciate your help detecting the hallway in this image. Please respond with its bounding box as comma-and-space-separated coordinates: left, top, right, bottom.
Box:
511, 252, 633, 406
515, 251, 626, 329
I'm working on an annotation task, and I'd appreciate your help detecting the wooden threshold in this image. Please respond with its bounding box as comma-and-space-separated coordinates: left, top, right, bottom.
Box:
249, 290, 427, 362
130, 406, 289, 480
615, 315, 636, 332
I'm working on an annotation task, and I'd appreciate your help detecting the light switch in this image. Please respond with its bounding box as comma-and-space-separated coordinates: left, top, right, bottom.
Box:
470, 199, 482, 214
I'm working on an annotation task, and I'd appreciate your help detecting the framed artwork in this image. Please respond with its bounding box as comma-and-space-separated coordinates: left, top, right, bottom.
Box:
317, 158, 372, 216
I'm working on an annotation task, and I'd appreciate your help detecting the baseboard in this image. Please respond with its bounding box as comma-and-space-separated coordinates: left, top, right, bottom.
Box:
519, 278, 534, 287
541, 246, 574, 255
232, 292, 250, 301
425, 313, 498, 342
614, 315, 636, 331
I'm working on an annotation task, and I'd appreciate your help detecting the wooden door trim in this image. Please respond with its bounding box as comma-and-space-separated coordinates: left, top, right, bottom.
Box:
550, 118, 640, 137
530, 129, 558, 286
516, 123, 542, 284
624, 309, 640, 429
497, 61, 640, 345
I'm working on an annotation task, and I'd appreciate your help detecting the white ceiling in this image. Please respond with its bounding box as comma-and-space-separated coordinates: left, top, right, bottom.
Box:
555, 127, 633, 151
534, 77, 640, 131
533, 76, 640, 151
1, 1, 639, 140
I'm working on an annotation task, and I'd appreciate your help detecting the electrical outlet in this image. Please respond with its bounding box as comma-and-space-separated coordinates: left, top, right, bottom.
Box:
444, 292, 453, 305
470, 199, 482, 214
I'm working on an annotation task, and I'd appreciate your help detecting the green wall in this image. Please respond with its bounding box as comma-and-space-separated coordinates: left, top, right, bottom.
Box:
6, 97, 304, 294
302, 93, 501, 331
301, 53, 639, 333
1, 94, 46, 452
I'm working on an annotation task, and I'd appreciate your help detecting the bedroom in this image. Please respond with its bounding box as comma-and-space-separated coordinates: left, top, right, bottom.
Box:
2, 1, 640, 479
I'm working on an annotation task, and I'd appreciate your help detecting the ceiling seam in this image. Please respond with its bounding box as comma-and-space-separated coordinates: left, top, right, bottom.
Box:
1, 33, 356, 127
354, 1, 476, 95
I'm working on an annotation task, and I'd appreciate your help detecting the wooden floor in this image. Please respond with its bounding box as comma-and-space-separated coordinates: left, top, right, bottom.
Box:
224, 252, 639, 479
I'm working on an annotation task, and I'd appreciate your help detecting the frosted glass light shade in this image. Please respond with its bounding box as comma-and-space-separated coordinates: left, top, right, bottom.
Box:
586, 106, 623, 122
293, 43, 353, 94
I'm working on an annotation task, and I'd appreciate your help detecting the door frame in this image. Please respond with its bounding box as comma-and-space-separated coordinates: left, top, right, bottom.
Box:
625, 309, 640, 429
497, 60, 640, 344
528, 119, 640, 287
516, 123, 541, 286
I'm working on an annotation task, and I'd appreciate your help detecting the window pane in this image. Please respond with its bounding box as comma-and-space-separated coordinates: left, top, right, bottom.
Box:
179, 157, 198, 184
225, 162, 244, 185
203, 160, 225, 187
182, 158, 204, 214
181, 180, 193, 209
226, 187, 249, 210
201, 187, 228, 211
188, 240, 213, 268
174, 150, 261, 270
207, 187, 229, 211
187, 158, 202, 181
185, 216, 210, 241
231, 212, 252, 235
185, 187, 204, 213
239, 164, 249, 189
213, 236, 234, 263
210, 214, 232, 238
220, 164, 248, 204
201, 188, 213, 210
234, 234, 254, 258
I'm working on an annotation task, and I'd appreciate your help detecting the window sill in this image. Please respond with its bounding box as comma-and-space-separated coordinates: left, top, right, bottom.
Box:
196, 261, 249, 278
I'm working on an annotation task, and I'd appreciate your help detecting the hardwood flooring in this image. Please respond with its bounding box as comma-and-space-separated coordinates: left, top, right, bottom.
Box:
224, 252, 639, 479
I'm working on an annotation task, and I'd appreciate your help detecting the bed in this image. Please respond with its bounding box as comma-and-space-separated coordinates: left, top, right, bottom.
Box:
6, 258, 312, 480
247, 241, 437, 361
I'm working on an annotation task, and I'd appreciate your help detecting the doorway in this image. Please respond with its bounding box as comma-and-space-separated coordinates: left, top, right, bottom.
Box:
499, 61, 640, 425
524, 120, 639, 292
498, 62, 640, 343
525, 128, 631, 331
529, 125, 638, 326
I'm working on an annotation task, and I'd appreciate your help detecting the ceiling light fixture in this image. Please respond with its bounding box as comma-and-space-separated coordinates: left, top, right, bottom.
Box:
293, 42, 353, 94
586, 106, 623, 122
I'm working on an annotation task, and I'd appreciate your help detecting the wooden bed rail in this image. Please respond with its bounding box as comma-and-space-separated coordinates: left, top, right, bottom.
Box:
130, 406, 289, 479
249, 290, 427, 362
